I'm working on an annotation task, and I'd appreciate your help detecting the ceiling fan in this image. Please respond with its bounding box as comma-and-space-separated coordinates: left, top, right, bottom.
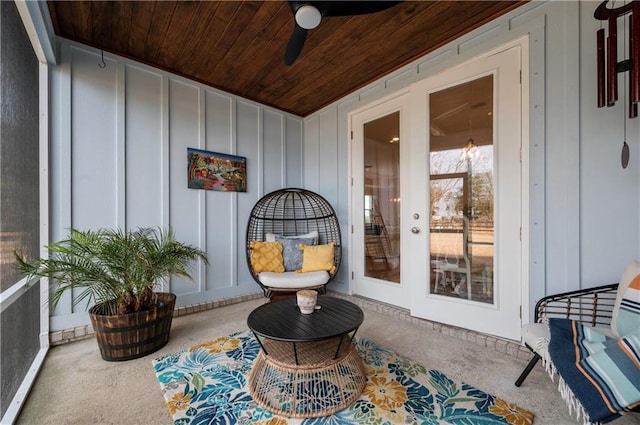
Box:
284, 1, 402, 66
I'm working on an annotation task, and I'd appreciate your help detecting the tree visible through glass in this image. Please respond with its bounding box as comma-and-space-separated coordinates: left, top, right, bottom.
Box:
429, 76, 495, 303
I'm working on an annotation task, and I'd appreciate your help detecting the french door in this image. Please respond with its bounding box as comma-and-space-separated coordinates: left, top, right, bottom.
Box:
351, 42, 525, 339
351, 93, 411, 308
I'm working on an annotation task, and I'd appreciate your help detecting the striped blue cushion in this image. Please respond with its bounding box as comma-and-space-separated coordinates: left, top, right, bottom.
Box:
579, 335, 640, 414
548, 319, 640, 423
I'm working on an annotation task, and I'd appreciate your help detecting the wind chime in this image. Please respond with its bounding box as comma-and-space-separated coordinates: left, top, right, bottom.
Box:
595, 0, 639, 168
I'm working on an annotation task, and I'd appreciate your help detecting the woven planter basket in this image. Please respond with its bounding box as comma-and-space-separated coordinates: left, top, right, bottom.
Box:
89, 292, 176, 361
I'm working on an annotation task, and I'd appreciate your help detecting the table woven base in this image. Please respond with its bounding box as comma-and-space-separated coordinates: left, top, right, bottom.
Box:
247, 340, 366, 418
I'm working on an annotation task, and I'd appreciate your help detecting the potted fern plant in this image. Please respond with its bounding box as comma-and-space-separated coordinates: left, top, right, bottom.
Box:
15, 227, 208, 361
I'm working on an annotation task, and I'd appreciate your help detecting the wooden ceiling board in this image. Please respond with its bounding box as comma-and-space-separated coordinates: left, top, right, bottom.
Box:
48, 1, 72, 38
71, 1, 92, 41
186, 3, 236, 74
127, 2, 156, 59
156, 2, 202, 69
134, 3, 169, 62
285, 9, 430, 88
46, 0, 526, 117
267, 3, 449, 113
252, 1, 512, 115
112, 2, 135, 54
210, 2, 286, 80
176, 2, 221, 69
216, 10, 292, 92
251, 18, 355, 100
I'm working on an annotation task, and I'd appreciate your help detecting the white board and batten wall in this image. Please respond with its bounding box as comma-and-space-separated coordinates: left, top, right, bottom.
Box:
304, 0, 640, 321
49, 1, 640, 330
49, 39, 304, 331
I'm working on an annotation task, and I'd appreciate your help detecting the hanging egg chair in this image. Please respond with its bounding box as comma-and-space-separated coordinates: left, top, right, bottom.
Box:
246, 188, 342, 299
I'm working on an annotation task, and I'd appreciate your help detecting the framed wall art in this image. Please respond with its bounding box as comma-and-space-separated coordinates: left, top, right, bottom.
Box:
187, 148, 247, 192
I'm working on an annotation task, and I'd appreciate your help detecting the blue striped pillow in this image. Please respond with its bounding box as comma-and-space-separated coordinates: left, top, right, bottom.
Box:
578, 335, 640, 415
616, 274, 640, 339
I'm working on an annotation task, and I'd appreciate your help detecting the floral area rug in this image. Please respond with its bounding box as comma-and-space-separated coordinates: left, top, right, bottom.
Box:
152, 330, 534, 425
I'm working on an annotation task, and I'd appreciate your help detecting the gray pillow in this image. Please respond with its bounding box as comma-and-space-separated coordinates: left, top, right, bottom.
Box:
265, 231, 318, 242
276, 236, 316, 271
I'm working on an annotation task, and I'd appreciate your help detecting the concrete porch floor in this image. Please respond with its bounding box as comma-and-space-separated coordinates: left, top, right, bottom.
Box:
15, 293, 640, 425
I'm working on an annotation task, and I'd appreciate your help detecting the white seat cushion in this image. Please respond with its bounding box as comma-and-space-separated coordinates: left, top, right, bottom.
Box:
522, 322, 615, 356
521, 323, 550, 355
258, 270, 329, 289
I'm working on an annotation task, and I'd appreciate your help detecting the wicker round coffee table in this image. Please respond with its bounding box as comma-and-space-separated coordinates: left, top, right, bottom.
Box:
247, 296, 365, 418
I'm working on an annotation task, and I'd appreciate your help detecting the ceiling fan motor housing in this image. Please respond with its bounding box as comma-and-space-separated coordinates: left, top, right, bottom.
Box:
296, 4, 322, 29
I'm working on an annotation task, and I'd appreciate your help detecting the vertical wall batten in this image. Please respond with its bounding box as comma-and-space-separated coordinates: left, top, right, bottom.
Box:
516, 16, 546, 323
54, 43, 72, 317
116, 62, 126, 228
303, 117, 320, 191
198, 87, 207, 292
258, 107, 264, 195
285, 116, 303, 188
161, 75, 170, 230
230, 98, 239, 289
318, 109, 339, 204
161, 75, 171, 293
38, 62, 50, 343
281, 114, 286, 187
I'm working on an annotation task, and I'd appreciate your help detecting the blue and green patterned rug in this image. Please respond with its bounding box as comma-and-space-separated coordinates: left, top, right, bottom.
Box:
152, 330, 534, 425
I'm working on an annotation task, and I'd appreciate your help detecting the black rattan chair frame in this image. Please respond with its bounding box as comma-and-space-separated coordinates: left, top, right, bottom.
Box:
246, 188, 342, 298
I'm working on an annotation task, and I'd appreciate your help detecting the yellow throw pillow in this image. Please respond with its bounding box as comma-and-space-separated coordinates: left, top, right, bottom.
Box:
250, 241, 284, 273
298, 242, 335, 273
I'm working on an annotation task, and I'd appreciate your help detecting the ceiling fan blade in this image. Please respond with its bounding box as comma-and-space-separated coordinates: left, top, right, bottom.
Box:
288, 1, 305, 14
285, 24, 308, 65
288, 1, 402, 18
324, 1, 402, 17
283, 1, 402, 65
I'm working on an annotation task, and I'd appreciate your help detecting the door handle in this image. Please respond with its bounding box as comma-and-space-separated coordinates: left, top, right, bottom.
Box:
410, 227, 420, 234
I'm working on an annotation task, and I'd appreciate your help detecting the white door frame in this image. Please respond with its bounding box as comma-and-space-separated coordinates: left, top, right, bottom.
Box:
411, 42, 526, 340
348, 36, 529, 340
349, 91, 412, 308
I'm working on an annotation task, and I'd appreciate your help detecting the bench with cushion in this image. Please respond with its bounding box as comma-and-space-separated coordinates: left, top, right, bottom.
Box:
516, 261, 640, 424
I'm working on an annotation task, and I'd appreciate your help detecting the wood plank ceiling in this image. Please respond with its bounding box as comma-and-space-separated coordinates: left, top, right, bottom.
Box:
47, 1, 526, 117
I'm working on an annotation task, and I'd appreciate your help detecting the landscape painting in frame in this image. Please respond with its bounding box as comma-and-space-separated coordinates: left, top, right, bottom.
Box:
187, 148, 247, 192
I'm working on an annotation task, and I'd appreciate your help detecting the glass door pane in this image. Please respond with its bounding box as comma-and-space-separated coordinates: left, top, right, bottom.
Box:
363, 112, 400, 283
429, 76, 494, 303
